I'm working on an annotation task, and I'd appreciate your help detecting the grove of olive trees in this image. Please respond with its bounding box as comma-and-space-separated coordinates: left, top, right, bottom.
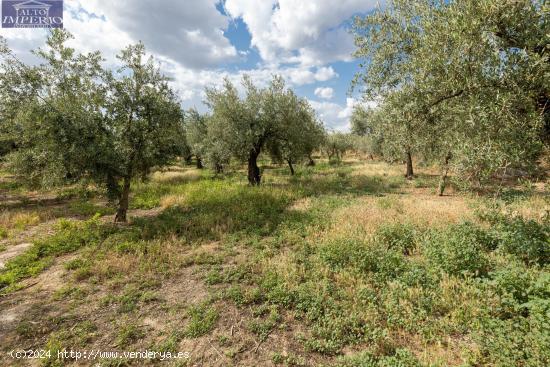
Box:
351, 0, 548, 193
0, 3, 548, 366
204, 75, 325, 184
0, 30, 326, 219
0, 30, 186, 222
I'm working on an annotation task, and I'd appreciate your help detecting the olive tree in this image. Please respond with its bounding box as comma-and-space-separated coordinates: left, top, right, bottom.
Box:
350, 106, 383, 160
0, 31, 184, 222
202, 118, 232, 174
106, 43, 184, 221
0, 30, 108, 187
267, 89, 325, 175
185, 109, 231, 174
205, 75, 322, 184
184, 108, 207, 169
352, 0, 548, 190
325, 133, 354, 163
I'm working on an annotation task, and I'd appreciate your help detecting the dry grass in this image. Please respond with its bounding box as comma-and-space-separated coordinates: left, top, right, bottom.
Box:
160, 193, 187, 208
151, 169, 201, 185
323, 193, 473, 243
0, 210, 44, 239
0, 159, 547, 367
349, 160, 404, 177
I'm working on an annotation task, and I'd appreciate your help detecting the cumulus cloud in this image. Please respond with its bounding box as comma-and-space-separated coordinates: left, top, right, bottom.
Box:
225, 0, 378, 66
309, 97, 378, 131
0, 0, 369, 131
73, 0, 238, 69
2, 0, 238, 68
314, 87, 334, 100
286, 65, 337, 85
309, 98, 354, 131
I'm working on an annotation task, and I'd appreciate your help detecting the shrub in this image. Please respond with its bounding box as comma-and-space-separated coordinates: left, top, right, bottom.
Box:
493, 216, 549, 266
374, 222, 419, 255
356, 247, 407, 281
422, 222, 492, 277
319, 238, 364, 270
115, 322, 145, 347
471, 310, 550, 367
471, 267, 550, 365
305, 311, 368, 355
333, 349, 423, 367
248, 306, 281, 341
486, 262, 535, 318
398, 261, 440, 288
320, 238, 407, 281
0, 226, 7, 239
184, 303, 219, 338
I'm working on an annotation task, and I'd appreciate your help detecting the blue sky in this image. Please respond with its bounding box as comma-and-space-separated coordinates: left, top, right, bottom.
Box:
0, 0, 380, 130
222, 16, 361, 106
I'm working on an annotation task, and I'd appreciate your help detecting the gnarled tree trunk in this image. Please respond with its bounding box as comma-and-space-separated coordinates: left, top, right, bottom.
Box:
438, 152, 452, 196
196, 157, 203, 169
307, 155, 315, 166
247, 148, 261, 185
115, 176, 131, 223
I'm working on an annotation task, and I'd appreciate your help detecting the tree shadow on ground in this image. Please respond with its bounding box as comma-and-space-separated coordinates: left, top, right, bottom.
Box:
130, 169, 408, 244
132, 186, 308, 242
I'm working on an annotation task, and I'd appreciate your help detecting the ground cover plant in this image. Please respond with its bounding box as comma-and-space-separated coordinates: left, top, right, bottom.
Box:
0, 158, 547, 366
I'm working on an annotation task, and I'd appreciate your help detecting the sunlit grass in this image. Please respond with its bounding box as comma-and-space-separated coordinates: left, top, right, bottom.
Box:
0, 159, 547, 366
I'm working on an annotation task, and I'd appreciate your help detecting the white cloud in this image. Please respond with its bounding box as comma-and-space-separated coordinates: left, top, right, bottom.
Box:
309, 97, 378, 131
315, 66, 337, 81
314, 87, 334, 100
286, 65, 337, 85
337, 97, 359, 119
0, 0, 238, 68
1, 0, 240, 108
225, 0, 379, 66
0, 0, 367, 130
309, 98, 355, 131
72, 0, 237, 68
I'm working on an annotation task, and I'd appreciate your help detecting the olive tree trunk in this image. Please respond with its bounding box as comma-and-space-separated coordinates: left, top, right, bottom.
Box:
438, 152, 452, 196
307, 155, 315, 166
196, 157, 203, 169
115, 176, 131, 223
247, 149, 261, 185
287, 158, 295, 175
405, 149, 414, 180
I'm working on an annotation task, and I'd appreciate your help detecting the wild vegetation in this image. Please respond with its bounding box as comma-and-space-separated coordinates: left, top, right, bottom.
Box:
0, 1, 548, 366
0, 160, 547, 366
351, 0, 548, 193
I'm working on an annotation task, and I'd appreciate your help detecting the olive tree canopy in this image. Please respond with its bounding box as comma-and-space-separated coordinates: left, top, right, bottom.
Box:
0, 30, 185, 222
352, 0, 548, 188
205, 75, 325, 184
